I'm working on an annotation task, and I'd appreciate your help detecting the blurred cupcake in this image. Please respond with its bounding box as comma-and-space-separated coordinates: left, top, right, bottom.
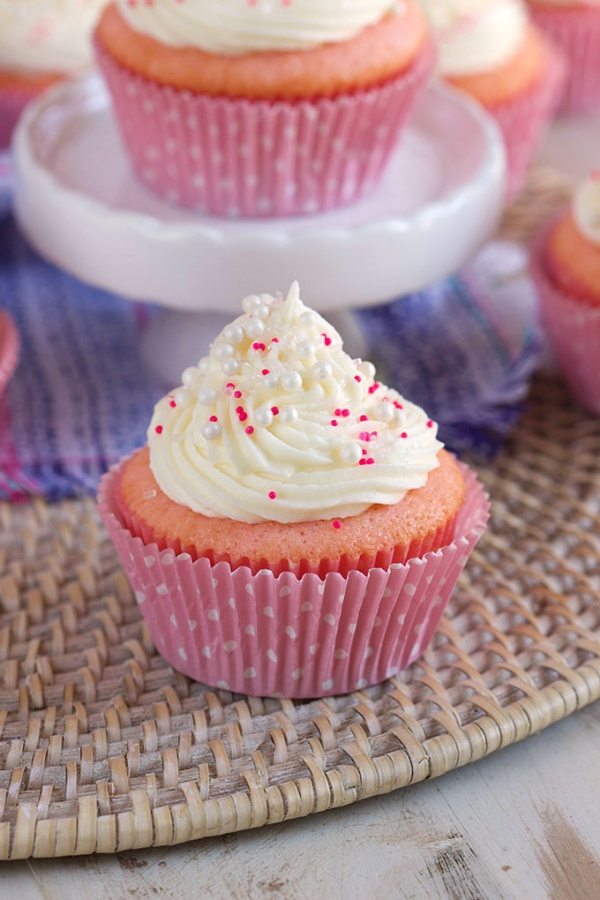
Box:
0, 311, 19, 399
527, 0, 600, 112
419, 0, 565, 197
0, 0, 107, 147
531, 171, 600, 414
94, 0, 435, 218
98, 283, 489, 698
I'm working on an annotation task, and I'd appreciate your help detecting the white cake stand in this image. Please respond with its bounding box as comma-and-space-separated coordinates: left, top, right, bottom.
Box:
13, 73, 505, 383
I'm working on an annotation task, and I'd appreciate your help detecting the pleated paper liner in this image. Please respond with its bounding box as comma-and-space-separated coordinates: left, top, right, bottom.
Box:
0, 310, 19, 398
1, 376, 600, 859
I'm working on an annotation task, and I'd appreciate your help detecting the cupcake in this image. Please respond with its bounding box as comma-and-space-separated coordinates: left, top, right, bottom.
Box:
531, 171, 600, 415
419, 0, 565, 198
0, 311, 19, 399
98, 283, 489, 698
94, 0, 435, 218
527, 0, 600, 112
0, 0, 107, 148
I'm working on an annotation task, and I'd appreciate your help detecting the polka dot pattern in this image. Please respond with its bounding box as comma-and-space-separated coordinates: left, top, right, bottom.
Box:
96, 41, 434, 218
100, 461, 489, 698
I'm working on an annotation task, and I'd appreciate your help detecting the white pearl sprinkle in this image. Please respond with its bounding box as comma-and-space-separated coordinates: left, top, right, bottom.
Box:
262, 373, 279, 390
255, 407, 274, 427
300, 311, 317, 326
297, 340, 313, 359
280, 371, 303, 392
242, 294, 261, 314
255, 303, 271, 320
312, 362, 333, 380
197, 358, 209, 373
223, 324, 244, 344
213, 342, 234, 360
201, 422, 221, 440
281, 407, 298, 424
197, 387, 216, 405
244, 318, 265, 338
341, 442, 362, 465
374, 401, 394, 422
359, 360, 376, 380
221, 359, 239, 375
181, 367, 199, 388
173, 389, 188, 405
393, 407, 406, 424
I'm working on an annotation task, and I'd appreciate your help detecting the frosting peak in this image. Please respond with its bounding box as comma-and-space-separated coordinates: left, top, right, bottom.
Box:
573, 171, 600, 247
149, 284, 442, 525
418, 0, 527, 76
116, 0, 401, 56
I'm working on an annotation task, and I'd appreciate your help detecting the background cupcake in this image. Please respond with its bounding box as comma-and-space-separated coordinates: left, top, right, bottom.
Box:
99, 283, 489, 698
527, 0, 600, 112
531, 170, 600, 414
419, 0, 565, 198
95, 0, 435, 218
0, 0, 107, 147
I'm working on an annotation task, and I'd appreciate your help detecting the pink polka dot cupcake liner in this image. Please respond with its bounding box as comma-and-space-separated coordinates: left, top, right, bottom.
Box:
529, 5, 600, 113
98, 460, 489, 699
95, 40, 435, 218
0, 311, 19, 399
531, 226, 600, 416
491, 48, 565, 199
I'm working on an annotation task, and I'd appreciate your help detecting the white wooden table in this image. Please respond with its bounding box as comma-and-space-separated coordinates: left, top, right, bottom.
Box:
0, 700, 598, 899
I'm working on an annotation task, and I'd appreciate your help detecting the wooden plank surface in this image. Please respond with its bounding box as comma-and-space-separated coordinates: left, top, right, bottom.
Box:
1, 700, 598, 900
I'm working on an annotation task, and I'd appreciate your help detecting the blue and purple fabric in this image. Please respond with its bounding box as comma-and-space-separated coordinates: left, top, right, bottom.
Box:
0, 152, 539, 502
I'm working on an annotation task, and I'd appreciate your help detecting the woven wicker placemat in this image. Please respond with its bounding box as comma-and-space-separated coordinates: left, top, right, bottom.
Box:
0, 376, 599, 860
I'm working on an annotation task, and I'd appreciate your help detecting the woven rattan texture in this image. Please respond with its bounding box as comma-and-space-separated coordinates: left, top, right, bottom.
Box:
0, 377, 599, 859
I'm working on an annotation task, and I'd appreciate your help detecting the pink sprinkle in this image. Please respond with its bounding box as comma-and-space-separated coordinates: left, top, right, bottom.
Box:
209, 415, 218, 423
271, 406, 280, 416
268, 491, 278, 500
236, 406, 244, 414
261, 369, 270, 376
401, 432, 408, 439
359, 431, 370, 442
226, 382, 235, 390
252, 342, 266, 352
359, 414, 368, 422
354, 375, 362, 383
341, 409, 350, 417
169, 400, 177, 408
246, 426, 255, 435
271, 337, 280, 344
155, 425, 163, 435
335, 408, 342, 417
321, 333, 332, 347
427, 419, 434, 428
239, 412, 248, 422
359, 459, 367, 466
362, 448, 368, 456
368, 382, 381, 395
234, 390, 242, 399
332, 520, 342, 530
331, 420, 338, 427
393, 401, 404, 410
366, 458, 375, 465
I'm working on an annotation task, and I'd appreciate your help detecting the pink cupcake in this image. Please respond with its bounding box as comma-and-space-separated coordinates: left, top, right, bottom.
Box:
0, 311, 19, 399
0, 1, 106, 148
419, 0, 565, 198
99, 284, 489, 698
527, 0, 600, 112
531, 171, 600, 415
94, 0, 435, 218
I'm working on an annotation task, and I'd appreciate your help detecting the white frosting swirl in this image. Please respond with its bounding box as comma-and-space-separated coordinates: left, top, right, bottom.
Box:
0, 0, 105, 76
116, 0, 401, 55
573, 171, 600, 247
148, 284, 442, 525
418, 0, 527, 76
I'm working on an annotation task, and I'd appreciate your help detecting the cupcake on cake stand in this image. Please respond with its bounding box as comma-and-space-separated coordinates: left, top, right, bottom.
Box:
13, 72, 505, 384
